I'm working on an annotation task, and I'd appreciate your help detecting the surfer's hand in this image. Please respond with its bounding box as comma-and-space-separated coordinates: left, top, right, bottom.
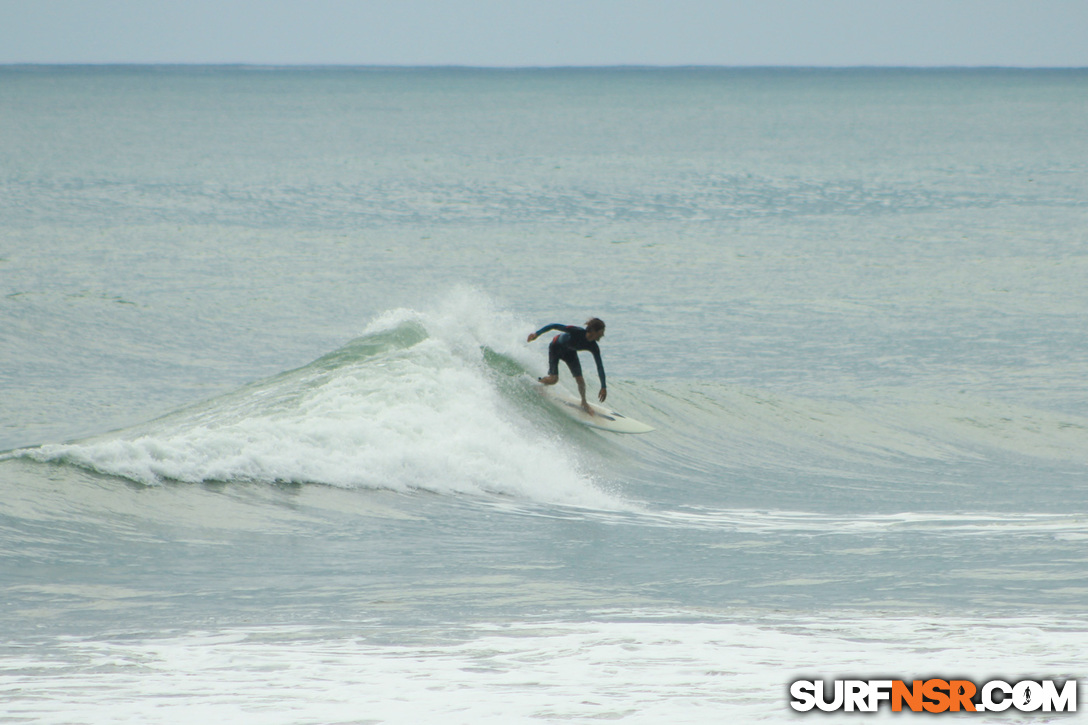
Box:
599, 388, 607, 403
527, 332, 538, 342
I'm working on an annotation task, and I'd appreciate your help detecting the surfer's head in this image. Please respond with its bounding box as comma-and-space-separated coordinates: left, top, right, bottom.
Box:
585, 317, 605, 341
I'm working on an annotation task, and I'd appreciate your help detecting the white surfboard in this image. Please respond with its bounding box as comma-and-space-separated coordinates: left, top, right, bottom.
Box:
538, 386, 654, 434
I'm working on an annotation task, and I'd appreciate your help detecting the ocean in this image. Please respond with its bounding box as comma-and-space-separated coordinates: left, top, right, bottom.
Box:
1, 66, 1086, 722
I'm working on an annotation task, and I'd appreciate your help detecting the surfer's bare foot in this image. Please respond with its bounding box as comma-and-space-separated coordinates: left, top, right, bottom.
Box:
538, 375, 558, 385
581, 401, 595, 416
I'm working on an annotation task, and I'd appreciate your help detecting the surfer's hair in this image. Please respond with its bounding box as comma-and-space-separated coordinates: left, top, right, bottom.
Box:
585, 318, 606, 333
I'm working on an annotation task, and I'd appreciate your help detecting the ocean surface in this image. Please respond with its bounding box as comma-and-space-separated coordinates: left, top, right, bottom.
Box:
2, 66, 1087, 723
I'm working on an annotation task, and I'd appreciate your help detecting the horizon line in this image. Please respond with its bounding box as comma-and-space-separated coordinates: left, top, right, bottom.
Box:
3, 62, 1087, 71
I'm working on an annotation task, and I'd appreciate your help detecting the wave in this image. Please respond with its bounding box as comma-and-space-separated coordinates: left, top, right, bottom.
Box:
5, 290, 620, 509
7, 288, 1086, 516
624, 380, 1088, 476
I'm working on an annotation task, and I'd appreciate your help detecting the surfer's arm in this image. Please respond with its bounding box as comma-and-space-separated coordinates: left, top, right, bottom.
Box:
590, 345, 607, 401
527, 323, 566, 342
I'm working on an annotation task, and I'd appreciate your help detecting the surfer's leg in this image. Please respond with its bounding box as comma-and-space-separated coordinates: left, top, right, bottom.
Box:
574, 375, 587, 400
563, 351, 583, 380
540, 342, 562, 385
573, 376, 594, 414
563, 355, 591, 411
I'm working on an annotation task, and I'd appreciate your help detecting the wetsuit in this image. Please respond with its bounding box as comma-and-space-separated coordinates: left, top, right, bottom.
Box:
532, 324, 606, 389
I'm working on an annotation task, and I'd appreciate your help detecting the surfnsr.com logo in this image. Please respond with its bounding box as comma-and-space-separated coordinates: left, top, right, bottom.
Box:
789, 678, 1077, 713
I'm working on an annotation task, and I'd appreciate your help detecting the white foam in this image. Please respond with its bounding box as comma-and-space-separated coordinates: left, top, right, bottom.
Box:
5, 615, 1085, 724
621, 507, 1088, 536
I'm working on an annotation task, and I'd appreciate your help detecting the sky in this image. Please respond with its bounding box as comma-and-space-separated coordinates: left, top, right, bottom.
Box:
1, 0, 1087, 68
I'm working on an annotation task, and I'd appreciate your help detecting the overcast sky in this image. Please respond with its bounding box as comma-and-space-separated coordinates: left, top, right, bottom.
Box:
2, 0, 1087, 67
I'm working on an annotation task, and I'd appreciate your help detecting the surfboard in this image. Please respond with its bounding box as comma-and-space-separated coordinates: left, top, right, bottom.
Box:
538, 386, 654, 434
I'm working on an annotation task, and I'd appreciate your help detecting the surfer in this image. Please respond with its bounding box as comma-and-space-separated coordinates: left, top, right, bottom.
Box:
527, 318, 607, 414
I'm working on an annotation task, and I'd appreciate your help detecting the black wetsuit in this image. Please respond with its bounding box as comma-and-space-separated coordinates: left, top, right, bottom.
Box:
533, 324, 606, 389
